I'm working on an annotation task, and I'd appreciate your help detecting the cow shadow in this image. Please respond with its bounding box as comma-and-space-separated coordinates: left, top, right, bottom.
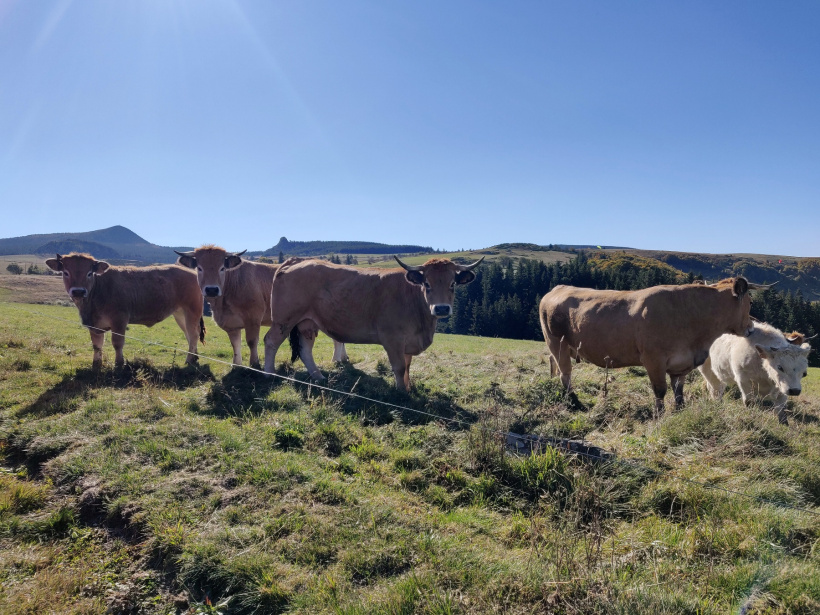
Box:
325, 362, 476, 427
199, 361, 475, 428
18, 359, 215, 419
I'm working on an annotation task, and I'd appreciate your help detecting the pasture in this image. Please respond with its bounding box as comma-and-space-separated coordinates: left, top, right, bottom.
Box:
1, 293, 820, 613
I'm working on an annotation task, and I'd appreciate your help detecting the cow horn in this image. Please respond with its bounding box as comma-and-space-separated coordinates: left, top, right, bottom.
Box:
233, 249, 247, 257
747, 281, 778, 290
805, 334, 818, 341
394, 255, 422, 272
459, 255, 485, 271
174, 250, 195, 258
55, 253, 62, 260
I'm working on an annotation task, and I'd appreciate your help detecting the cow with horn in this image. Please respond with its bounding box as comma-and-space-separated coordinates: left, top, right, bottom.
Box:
263, 255, 484, 390
539, 277, 774, 413
176, 246, 347, 368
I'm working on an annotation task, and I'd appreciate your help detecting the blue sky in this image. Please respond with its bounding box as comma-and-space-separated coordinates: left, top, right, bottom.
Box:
1, 1, 818, 256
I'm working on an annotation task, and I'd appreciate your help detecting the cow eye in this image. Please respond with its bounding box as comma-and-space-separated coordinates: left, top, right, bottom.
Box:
424, 281, 431, 290
220, 266, 226, 272
62, 271, 69, 277
804, 372, 808, 378
197, 266, 203, 272
778, 366, 784, 372
450, 282, 455, 290
87, 271, 93, 278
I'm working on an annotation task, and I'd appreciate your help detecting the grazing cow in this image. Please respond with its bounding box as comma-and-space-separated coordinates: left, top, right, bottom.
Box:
539, 278, 756, 413
45, 253, 204, 368
263, 256, 484, 390
175, 247, 348, 368
699, 322, 812, 423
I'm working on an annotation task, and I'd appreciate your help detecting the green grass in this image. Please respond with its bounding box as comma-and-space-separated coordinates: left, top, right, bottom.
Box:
1, 300, 820, 614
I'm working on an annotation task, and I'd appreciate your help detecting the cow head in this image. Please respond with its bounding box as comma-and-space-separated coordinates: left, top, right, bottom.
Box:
45, 253, 110, 301
175, 246, 246, 298
394, 255, 484, 318
755, 342, 811, 397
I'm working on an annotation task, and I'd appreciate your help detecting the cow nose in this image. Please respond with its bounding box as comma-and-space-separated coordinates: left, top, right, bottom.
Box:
788, 388, 801, 396
433, 305, 452, 317
70, 288, 87, 298
204, 286, 221, 297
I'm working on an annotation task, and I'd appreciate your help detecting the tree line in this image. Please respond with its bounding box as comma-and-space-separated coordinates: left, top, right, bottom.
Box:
437, 254, 820, 366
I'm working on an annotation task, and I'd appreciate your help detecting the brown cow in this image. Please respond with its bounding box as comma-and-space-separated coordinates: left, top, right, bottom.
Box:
539, 278, 756, 413
175, 246, 347, 368
45, 253, 204, 368
263, 255, 483, 390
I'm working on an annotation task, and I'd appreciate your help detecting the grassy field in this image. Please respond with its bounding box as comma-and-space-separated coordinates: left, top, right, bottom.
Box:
2, 291, 820, 613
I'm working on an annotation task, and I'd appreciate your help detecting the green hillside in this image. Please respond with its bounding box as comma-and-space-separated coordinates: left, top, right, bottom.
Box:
0, 226, 190, 264
616, 249, 820, 300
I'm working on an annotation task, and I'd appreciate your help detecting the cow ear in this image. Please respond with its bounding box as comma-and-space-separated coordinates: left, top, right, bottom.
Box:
177, 255, 197, 269
755, 344, 769, 359
225, 254, 243, 269
405, 270, 425, 286
733, 277, 749, 296
45, 258, 63, 272
92, 261, 110, 275
455, 270, 476, 285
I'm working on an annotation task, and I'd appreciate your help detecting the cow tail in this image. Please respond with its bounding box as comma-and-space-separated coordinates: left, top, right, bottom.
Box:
199, 317, 206, 344
289, 327, 301, 364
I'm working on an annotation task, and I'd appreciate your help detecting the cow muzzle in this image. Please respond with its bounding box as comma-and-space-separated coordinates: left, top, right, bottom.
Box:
432, 304, 452, 317
70, 287, 87, 298
204, 286, 221, 298
788, 388, 801, 396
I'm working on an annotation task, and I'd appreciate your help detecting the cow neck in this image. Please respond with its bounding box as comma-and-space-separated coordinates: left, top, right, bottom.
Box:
700, 286, 745, 340
404, 277, 438, 349
77, 270, 114, 326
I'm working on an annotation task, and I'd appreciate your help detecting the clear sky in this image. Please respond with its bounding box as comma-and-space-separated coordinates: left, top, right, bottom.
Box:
1, 1, 818, 256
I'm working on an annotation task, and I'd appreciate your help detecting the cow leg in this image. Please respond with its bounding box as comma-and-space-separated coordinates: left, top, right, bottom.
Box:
172, 309, 199, 365
263, 325, 289, 373
245, 323, 261, 369
111, 325, 127, 367
90, 329, 105, 369
736, 379, 754, 407
296, 320, 324, 381
546, 336, 572, 390
384, 345, 409, 392
671, 373, 686, 408
227, 329, 243, 366
698, 359, 724, 399
644, 363, 668, 415
404, 354, 413, 390
332, 340, 349, 363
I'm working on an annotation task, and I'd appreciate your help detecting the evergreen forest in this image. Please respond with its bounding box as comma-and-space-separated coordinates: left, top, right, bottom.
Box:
438, 253, 820, 366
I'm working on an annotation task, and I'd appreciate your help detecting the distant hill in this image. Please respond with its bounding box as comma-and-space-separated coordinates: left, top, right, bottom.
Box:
0, 226, 191, 264
261, 237, 434, 257
1, 227, 818, 300
36, 240, 120, 260
605, 249, 820, 300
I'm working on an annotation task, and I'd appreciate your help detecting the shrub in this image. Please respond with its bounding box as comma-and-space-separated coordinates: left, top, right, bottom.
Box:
6, 262, 22, 275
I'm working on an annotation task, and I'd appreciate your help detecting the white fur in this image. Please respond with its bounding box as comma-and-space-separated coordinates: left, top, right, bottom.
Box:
699, 322, 811, 422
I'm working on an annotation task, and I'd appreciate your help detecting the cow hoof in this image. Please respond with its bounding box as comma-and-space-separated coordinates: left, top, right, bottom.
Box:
309, 372, 326, 382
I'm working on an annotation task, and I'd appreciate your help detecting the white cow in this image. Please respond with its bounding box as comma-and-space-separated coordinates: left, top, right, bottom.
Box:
699, 322, 812, 423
